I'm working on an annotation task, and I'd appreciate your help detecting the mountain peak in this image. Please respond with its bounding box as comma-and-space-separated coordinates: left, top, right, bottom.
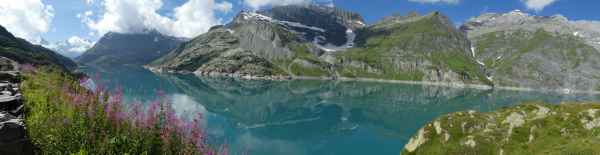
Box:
507, 9, 528, 16
78, 30, 184, 66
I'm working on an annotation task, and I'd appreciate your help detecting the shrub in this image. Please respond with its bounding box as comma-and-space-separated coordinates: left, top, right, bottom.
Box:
21, 68, 227, 155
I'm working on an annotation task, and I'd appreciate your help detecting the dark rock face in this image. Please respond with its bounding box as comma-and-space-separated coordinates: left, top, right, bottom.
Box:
0, 25, 77, 71
77, 30, 184, 66
255, 4, 365, 46
0, 57, 33, 155
0, 111, 33, 155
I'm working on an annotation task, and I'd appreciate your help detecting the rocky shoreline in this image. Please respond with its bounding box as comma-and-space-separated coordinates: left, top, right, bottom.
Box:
145, 66, 600, 95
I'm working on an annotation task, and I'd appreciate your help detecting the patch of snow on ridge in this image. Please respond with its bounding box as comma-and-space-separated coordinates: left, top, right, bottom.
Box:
508, 10, 528, 17
313, 28, 356, 52
241, 11, 325, 32
279, 20, 326, 32
470, 45, 476, 57
496, 55, 503, 60
470, 45, 485, 66
486, 76, 494, 81
354, 20, 366, 26
241, 11, 273, 22
345, 29, 356, 48
226, 29, 235, 34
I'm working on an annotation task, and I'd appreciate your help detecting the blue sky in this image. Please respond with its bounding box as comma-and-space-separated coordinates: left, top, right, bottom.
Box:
0, 0, 598, 56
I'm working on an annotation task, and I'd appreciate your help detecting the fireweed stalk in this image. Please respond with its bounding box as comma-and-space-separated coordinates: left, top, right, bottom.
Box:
21, 67, 228, 154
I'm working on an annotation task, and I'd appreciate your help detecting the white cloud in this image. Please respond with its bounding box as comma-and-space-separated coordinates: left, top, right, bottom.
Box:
84, 0, 95, 5
0, 0, 54, 44
521, 0, 558, 11
44, 36, 94, 58
244, 0, 311, 10
408, 0, 460, 4
215, 1, 234, 13
67, 36, 94, 53
84, 0, 233, 38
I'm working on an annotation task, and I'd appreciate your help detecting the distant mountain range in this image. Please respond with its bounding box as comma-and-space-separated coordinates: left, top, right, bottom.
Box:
6, 4, 599, 92
147, 5, 491, 87
76, 30, 184, 67
0, 25, 76, 71
42, 38, 93, 59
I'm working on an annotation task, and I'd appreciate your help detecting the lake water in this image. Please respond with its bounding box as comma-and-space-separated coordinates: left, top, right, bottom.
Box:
82, 66, 600, 155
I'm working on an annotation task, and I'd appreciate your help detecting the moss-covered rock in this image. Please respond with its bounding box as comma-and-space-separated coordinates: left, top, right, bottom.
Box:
401, 102, 600, 155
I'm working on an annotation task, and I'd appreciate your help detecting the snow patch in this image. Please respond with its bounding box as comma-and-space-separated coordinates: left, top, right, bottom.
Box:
279, 20, 326, 32
561, 88, 572, 94
226, 29, 235, 34
354, 20, 366, 26
313, 28, 355, 52
573, 31, 581, 37
471, 45, 485, 66
241, 11, 273, 22
470, 46, 476, 57
508, 10, 528, 16
241, 11, 326, 33
476, 60, 485, 66
486, 76, 494, 82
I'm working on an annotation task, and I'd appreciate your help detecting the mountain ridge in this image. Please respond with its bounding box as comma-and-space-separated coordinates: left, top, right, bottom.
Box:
0, 25, 77, 71
77, 30, 184, 66
147, 5, 600, 92
148, 5, 491, 87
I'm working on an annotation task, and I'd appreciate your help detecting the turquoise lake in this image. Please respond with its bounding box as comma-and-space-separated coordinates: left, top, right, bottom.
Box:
82, 66, 600, 155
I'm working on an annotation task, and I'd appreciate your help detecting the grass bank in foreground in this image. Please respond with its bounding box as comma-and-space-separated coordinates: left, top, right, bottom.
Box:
401, 102, 600, 155
21, 68, 227, 154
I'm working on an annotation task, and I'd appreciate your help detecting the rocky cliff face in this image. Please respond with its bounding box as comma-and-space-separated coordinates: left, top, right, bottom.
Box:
77, 30, 184, 66
462, 10, 600, 91
149, 5, 361, 79
149, 5, 490, 86
0, 25, 76, 71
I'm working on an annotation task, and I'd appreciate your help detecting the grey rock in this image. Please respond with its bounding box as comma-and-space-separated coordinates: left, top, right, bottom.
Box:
463, 10, 600, 91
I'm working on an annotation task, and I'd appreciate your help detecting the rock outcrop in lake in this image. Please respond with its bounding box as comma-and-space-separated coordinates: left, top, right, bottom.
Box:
78, 30, 184, 66
0, 25, 76, 71
148, 5, 490, 86
401, 102, 600, 155
462, 10, 600, 91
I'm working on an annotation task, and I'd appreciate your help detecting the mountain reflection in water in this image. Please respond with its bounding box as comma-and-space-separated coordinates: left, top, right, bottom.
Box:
82, 66, 600, 155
